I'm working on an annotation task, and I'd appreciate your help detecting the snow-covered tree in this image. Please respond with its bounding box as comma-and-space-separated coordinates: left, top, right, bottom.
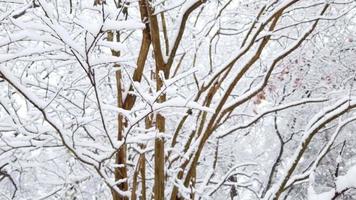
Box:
1, 0, 356, 199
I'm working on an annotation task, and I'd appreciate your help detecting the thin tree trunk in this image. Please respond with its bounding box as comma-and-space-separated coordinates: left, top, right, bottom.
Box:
108, 31, 129, 200
144, 0, 166, 199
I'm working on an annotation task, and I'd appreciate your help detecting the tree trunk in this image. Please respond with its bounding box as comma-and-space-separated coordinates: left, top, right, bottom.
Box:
108, 31, 129, 200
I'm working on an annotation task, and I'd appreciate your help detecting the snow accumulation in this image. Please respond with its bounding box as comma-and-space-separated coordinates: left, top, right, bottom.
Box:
308, 165, 356, 200
102, 19, 145, 31
308, 188, 335, 200
336, 165, 356, 192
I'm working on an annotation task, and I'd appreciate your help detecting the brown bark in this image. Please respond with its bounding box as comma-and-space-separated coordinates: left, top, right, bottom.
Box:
110, 0, 152, 198
108, 31, 129, 200
129, 1, 153, 199
145, 1, 166, 198
122, 0, 152, 110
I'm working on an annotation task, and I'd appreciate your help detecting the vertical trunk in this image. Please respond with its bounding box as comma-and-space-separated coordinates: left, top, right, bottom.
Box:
140, 154, 147, 200
111, 0, 151, 199
128, 1, 152, 198
115, 68, 129, 199
108, 31, 129, 200
131, 151, 146, 200
154, 94, 166, 200
93, 4, 128, 199
153, 62, 166, 200
145, 0, 167, 199
140, 116, 152, 200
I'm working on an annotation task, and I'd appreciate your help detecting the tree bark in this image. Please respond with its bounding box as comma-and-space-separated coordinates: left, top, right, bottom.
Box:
108, 31, 129, 200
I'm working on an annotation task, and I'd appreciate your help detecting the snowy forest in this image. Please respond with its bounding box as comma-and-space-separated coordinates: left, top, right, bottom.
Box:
1, 0, 356, 199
